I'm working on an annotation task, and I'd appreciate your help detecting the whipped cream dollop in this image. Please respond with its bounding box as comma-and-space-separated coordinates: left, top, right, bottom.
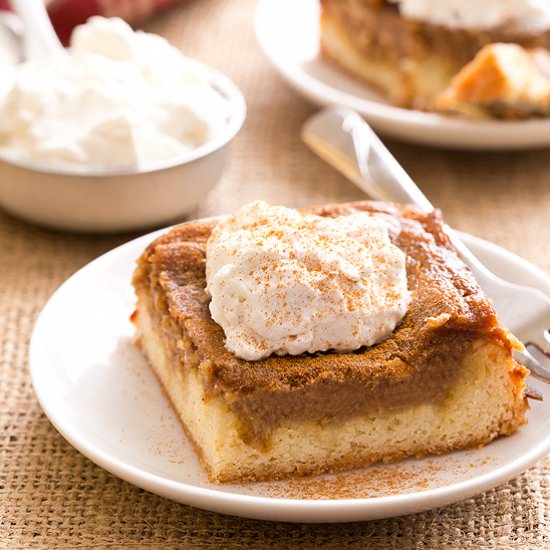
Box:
205, 201, 409, 361
390, 0, 550, 30
0, 17, 230, 170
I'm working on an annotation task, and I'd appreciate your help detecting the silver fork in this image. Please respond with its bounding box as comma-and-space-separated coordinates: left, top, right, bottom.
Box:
302, 106, 550, 400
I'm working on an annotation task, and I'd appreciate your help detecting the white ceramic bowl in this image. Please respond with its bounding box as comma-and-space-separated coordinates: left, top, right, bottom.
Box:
0, 65, 246, 233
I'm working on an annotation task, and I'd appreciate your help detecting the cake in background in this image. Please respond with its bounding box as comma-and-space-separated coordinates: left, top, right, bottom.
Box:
320, 0, 550, 118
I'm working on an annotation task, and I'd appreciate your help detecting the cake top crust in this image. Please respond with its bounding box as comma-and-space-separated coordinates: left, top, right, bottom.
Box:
134, 201, 513, 398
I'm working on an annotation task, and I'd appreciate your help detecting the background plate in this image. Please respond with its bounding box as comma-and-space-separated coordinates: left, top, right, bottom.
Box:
30, 228, 550, 522
255, 0, 550, 150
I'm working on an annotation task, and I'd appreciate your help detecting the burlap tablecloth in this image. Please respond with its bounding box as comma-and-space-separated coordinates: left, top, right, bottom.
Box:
2, 0, 550, 547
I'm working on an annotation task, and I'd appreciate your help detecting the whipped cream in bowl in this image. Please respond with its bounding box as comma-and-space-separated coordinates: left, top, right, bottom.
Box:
206, 201, 409, 361
0, 17, 246, 232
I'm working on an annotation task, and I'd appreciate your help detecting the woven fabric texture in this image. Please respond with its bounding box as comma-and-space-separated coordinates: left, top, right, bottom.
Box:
2, 0, 550, 547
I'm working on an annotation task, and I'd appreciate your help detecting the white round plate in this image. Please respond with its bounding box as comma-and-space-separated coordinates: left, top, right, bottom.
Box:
255, 0, 550, 150
30, 227, 550, 523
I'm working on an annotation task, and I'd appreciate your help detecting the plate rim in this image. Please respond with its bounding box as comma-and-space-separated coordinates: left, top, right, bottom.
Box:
254, 0, 550, 149
29, 225, 550, 521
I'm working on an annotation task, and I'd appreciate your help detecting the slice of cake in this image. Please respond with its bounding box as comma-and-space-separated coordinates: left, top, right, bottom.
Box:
320, 0, 550, 113
132, 200, 528, 483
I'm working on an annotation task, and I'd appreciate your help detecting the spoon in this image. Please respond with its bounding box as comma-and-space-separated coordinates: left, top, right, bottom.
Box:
0, 10, 24, 63
10, 0, 64, 61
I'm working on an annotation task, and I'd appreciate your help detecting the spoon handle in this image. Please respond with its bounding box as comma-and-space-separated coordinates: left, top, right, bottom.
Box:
301, 106, 501, 283
302, 106, 433, 211
11, 0, 63, 61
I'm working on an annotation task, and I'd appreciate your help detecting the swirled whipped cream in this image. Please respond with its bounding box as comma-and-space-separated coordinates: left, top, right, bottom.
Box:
206, 201, 409, 361
390, 0, 550, 31
0, 16, 230, 170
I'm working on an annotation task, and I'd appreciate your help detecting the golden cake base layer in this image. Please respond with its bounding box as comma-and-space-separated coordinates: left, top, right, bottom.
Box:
136, 289, 526, 484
